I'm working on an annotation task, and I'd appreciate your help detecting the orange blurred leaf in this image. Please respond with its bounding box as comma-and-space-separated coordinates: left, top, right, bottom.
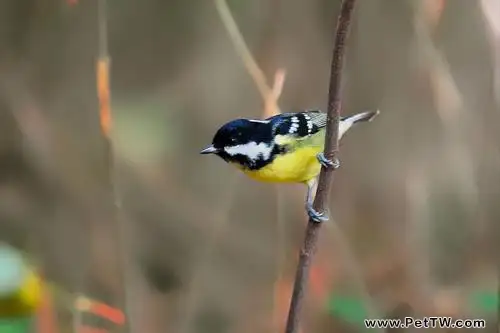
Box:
75, 296, 125, 325
97, 58, 111, 137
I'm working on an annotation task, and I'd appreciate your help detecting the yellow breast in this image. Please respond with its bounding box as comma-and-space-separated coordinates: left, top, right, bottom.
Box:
237, 145, 322, 184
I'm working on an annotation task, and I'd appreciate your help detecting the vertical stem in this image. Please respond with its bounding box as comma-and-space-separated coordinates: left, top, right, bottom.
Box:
284, 1, 357, 333
96, 0, 133, 332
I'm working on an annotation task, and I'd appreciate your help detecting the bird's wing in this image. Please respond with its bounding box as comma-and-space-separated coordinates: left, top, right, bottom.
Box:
268, 110, 327, 140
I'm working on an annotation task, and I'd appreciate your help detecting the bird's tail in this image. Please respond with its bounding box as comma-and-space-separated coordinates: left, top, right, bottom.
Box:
339, 110, 379, 139
341, 110, 380, 124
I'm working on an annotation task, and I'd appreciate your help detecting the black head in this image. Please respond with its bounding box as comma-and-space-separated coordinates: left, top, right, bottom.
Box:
215, 119, 259, 148
200, 118, 277, 169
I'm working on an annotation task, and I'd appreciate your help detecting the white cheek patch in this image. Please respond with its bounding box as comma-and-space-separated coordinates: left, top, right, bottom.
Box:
224, 142, 274, 161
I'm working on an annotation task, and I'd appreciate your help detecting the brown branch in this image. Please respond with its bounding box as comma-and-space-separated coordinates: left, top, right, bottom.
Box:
96, 0, 135, 332
214, 0, 280, 113
284, 1, 357, 333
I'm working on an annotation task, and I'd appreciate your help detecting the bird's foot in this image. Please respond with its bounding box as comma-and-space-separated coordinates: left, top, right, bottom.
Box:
317, 153, 340, 169
306, 202, 329, 223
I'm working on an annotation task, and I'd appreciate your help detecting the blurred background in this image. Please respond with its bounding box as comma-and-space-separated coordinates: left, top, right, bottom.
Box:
0, 0, 499, 332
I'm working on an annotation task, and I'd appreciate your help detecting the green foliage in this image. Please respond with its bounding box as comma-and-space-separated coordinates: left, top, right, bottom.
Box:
469, 290, 498, 314
326, 294, 368, 326
327, 289, 498, 326
0, 318, 34, 333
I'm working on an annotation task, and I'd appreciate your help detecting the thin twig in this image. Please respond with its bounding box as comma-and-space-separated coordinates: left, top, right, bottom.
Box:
214, 0, 281, 114
412, 1, 478, 316
284, 1, 357, 333
264, 69, 286, 118
212, 2, 288, 331
96, 0, 134, 332
179, 55, 287, 333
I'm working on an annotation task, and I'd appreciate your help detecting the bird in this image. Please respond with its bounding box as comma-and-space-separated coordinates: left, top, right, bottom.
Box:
200, 110, 379, 222
0, 243, 43, 319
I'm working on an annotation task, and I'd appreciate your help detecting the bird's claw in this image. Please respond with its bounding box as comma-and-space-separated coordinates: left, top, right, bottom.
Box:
306, 203, 329, 223
317, 153, 340, 169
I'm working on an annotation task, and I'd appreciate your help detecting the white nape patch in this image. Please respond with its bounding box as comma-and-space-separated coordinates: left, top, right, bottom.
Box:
306, 120, 313, 133
224, 141, 273, 160
289, 122, 299, 134
249, 119, 270, 124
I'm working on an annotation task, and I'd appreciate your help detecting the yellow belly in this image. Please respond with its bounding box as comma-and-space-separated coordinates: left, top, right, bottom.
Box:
237, 146, 322, 184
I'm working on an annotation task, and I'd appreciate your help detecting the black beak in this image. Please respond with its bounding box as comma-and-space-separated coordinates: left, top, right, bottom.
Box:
200, 144, 218, 154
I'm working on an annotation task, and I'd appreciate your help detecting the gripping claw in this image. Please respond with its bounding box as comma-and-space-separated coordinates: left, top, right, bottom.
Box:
317, 153, 340, 169
306, 202, 329, 223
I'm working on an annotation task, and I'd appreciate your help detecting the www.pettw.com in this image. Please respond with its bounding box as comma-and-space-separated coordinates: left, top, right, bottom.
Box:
365, 317, 486, 329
